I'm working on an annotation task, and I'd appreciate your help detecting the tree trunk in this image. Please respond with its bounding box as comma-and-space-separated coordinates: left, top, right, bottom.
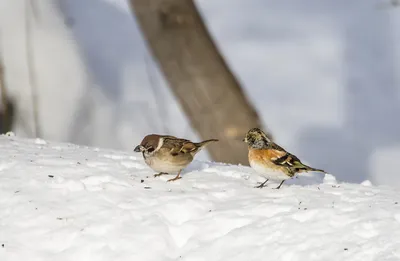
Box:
0, 63, 14, 133
129, 0, 270, 165
0, 63, 5, 131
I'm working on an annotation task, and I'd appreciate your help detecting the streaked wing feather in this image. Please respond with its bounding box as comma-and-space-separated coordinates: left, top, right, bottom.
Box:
180, 142, 197, 153
162, 137, 197, 155
272, 152, 303, 171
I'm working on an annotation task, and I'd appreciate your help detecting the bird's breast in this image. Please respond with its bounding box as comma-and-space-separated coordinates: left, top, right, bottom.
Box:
248, 150, 291, 180
144, 152, 191, 173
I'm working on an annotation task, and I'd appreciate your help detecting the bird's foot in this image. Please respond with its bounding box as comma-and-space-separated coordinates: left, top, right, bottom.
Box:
273, 180, 285, 190
254, 179, 269, 188
167, 176, 182, 182
154, 172, 167, 178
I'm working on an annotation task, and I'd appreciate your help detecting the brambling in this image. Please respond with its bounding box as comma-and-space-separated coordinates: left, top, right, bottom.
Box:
134, 134, 218, 182
243, 128, 326, 189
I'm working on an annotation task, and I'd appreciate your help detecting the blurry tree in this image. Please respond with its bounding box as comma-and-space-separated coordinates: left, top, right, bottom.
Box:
376, 0, 400, 9
129, 0, 270, 165
0, 63, 14, 133
391, 0, 400, 6
25, 0, 41, 138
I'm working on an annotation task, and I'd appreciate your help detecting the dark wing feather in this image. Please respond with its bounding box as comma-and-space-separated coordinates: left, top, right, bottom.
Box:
268, 142, 323, 174
267, 142, 303, 172
161, 136, 197, 155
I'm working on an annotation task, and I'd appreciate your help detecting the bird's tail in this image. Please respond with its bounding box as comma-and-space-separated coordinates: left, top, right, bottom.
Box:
296, 163, 326, 173
195, 139, 219, 149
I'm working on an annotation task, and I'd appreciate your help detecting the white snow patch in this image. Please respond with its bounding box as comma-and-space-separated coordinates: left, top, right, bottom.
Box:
35, 138, 47, 145
0, 136, 400, 260
4, 132, 15, 137
361, 180, 373, 187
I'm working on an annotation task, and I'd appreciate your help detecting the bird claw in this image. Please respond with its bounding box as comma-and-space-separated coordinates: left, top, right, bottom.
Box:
254, 179, 269, 189
273, 181, 285, 189
154, 172, 167, 178
167, 177, 182, 182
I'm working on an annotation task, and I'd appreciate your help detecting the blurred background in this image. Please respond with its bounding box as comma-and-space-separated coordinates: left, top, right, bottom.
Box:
0, 0, 399, 186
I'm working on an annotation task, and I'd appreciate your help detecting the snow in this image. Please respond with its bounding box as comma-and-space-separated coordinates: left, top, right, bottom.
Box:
1, 0, 400, 188
1, 135, 400, 261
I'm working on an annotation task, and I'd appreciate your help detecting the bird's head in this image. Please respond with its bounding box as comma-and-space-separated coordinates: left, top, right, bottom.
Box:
243, 128, 270, 149
134, 134, 160, 154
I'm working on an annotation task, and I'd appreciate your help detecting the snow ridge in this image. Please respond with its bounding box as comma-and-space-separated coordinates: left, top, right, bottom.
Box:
0, 135, 399, 261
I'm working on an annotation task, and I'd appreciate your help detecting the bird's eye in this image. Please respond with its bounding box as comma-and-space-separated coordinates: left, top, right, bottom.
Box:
147, 147, 155, 153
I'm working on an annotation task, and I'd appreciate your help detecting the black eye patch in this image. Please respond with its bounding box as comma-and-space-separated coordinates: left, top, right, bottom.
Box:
146, 147, 155, 153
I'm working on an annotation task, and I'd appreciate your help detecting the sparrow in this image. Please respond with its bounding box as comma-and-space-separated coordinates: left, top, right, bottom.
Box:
134, 134, 218, 182
243, 128, 326, 189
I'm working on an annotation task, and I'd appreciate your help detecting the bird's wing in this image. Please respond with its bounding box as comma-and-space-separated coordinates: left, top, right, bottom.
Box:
267, 142, 325, 173
179, 142, 197, 153
262, 147, 289, 162
162, 137, 197, 155
272, 153, 300, 167
266, 143, 302, 167
269, 143, 312, 172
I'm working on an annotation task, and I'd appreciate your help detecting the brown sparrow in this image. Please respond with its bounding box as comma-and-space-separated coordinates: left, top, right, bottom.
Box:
244, 128, 326, 189
134, 134, 218, 182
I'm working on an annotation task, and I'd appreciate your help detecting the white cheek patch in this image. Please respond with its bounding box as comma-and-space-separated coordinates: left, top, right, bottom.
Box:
155, 138, 164, 151
143, 151, 152, 158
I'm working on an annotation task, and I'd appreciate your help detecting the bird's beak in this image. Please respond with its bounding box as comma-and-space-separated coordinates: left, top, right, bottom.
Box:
134, 145, 144, 152
242, 138, 247, 143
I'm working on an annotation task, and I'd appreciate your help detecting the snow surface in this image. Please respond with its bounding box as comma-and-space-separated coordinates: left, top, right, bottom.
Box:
1, 135, 400, 261
1, 0, 400, 187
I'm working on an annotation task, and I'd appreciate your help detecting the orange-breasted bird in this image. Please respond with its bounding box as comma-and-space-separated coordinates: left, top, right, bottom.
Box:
243, 128, 326, 189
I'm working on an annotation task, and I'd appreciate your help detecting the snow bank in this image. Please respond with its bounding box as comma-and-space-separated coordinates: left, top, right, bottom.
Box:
0, 135, 399, 261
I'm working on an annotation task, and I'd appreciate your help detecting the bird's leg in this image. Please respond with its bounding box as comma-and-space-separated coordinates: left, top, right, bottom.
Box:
154, 172, 168, 178
274, 180, 285, 189
254, 179, 269, 188
167, 170, 182, 182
